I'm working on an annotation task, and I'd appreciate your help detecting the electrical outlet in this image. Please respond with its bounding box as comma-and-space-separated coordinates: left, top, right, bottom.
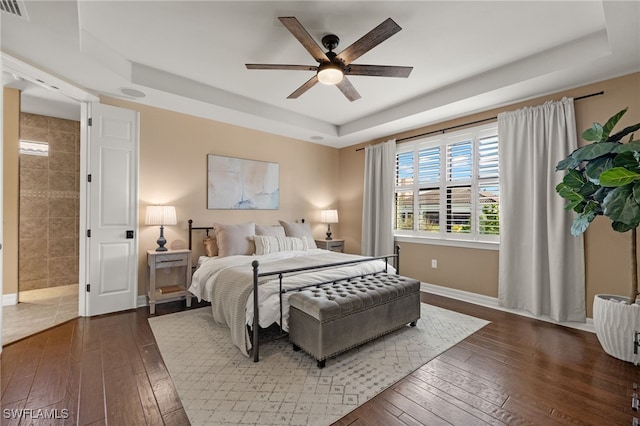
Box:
431, 259, 438, 268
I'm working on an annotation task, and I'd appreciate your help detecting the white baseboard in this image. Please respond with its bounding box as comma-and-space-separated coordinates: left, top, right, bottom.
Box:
2, 293, 18, 306
137, 295, 148, 308
420, 282, 595, 334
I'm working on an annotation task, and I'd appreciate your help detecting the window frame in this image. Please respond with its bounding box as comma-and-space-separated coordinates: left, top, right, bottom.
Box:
394, 122, 500, 247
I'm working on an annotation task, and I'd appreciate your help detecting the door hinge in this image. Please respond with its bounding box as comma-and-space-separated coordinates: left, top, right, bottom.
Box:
87, 174, 92, 182
87, 229, 91, 238
88, 117, 92, 126
86, 284, 90, 292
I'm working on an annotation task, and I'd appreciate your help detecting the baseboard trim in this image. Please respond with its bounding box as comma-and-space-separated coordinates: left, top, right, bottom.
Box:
420, 282, 595, 333
137, 295, 148, 308
2, 293, 18, 306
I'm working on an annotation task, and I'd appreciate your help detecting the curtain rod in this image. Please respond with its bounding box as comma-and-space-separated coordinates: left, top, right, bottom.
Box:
355, 90, 604, 151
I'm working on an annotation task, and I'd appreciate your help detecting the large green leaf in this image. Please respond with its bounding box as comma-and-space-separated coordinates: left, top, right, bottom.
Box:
613, 140, 640, 153
571, 210, 596, 236
612, 151, 640, 170
562, 169, 586, 188
556, 182, 584, 202
603, 185, 640, 225
578, 181, 599, 198
602, 108, 628, 140
570, 142, 620, 162
608, 123, 640, 142
585, 156, 614, 183
599, 167, 640, 187
556, 155, 581, 171
612, 221, 636, 233
593, 186, 612, 204
582, 123, 604, 142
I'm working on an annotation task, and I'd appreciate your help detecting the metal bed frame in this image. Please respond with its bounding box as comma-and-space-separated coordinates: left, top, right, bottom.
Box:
187, 219, 400, 362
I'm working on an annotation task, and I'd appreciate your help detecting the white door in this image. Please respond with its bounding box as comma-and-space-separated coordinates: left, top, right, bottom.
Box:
86, 103, 138, 316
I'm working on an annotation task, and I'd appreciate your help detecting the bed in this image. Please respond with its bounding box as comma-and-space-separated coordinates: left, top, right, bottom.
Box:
187, 219, 400, 361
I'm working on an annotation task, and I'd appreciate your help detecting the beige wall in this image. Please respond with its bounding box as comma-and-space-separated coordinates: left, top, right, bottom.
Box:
339, 72, 640, 318
4, 72, 638, 319
100, 97, 340, 295
3, 88, 19, 297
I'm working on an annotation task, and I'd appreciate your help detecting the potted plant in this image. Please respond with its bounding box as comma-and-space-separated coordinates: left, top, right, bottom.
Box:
556, 107, 640, 363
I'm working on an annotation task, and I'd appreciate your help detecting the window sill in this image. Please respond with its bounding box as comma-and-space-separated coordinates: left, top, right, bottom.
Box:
394, 235, 499, 251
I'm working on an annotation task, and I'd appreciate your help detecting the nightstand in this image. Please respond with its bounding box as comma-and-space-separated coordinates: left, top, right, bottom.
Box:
147, 249, 192, 314
315, 239, 345, 253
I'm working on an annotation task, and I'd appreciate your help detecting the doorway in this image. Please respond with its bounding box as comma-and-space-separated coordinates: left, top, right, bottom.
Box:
2, 65, 84, 345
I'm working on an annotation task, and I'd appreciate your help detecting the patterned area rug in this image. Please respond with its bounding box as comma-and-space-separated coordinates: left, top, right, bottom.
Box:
149, 303, 489, 426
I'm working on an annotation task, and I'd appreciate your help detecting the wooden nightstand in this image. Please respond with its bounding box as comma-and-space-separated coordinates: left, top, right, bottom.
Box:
315, 239, 345, 253
147, 249, 192, 314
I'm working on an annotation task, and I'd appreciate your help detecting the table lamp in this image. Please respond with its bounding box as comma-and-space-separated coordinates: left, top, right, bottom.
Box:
320, 209, 339, 240
145, 205, 177, 251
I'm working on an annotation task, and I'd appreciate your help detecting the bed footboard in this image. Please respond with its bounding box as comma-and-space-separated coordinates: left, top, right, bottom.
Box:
250, 245, 401, 362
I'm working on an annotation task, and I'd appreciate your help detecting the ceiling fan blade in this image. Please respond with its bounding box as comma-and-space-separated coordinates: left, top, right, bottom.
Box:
287, 75, 319, 99
246, 64, 318, 71
278, 17, 330, 63
336, 18, 402, 65
345, 64, 413, 78
336, 77, 361, 102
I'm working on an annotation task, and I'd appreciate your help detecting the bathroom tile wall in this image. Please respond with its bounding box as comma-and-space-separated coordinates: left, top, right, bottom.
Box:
19, 113, 80, 291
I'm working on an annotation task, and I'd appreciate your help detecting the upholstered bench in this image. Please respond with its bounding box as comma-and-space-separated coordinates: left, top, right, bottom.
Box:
288, 273, 421, 368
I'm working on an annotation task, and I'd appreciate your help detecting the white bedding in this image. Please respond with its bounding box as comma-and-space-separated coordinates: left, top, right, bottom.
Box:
189, 249, 394, 343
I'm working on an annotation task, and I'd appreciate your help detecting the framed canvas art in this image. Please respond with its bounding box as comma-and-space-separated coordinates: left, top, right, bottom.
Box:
207, 155, 279, 209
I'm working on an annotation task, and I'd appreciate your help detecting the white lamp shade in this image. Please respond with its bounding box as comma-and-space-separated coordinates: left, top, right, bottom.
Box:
145, 205, 177, 226
320, 209, 339, 224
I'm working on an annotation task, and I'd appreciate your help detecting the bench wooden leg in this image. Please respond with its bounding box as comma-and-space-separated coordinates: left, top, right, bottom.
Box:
292, 344, 301, 352
410, 320, 417, 327
317, 359, 326, 369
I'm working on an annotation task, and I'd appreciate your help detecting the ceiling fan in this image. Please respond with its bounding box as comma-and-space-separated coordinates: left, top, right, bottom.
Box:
246, 17, 413, 102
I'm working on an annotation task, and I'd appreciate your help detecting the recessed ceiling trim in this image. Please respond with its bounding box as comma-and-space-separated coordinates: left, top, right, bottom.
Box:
1, 52, 99, 103
131, 61, 337, 137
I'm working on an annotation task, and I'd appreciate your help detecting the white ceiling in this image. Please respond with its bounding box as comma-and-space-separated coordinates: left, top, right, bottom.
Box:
2, 1, 639, 148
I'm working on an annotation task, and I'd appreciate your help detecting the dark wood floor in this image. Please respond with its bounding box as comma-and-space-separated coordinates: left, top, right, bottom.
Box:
2, 293, 638, 425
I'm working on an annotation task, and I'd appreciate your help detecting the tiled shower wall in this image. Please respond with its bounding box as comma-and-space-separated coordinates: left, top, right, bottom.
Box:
19, 113, 80, 291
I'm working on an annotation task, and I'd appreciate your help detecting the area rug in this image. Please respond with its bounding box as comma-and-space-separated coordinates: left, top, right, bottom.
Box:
149, 303, 489, 426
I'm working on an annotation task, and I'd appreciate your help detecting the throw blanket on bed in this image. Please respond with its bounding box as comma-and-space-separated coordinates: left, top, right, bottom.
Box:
190, 250, 392, 357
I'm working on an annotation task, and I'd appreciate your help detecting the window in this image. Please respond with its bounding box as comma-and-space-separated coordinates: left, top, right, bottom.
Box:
394, 123, 499, 244
19, 140, 49, 156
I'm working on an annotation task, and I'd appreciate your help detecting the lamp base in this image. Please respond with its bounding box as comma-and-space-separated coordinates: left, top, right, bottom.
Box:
156, 225, 168, 251
325, 224, 333, 240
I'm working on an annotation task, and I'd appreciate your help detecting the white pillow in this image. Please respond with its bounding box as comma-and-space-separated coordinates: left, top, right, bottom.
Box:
255, 224, 286, 238
278, 220, 317, 249
254, 235, 308, 255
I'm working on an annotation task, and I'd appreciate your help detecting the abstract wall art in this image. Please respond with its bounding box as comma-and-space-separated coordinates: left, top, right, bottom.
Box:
207, 155, 279, 210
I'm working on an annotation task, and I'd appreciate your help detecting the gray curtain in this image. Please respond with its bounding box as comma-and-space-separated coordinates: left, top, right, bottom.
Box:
361, 140, 396, 256
498, 98, 585, 322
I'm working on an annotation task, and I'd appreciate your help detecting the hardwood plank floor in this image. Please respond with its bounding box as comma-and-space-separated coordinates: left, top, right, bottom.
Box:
1, 293, 638, 425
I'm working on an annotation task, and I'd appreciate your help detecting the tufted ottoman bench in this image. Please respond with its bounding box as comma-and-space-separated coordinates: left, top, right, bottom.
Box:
288, 273, 421, 368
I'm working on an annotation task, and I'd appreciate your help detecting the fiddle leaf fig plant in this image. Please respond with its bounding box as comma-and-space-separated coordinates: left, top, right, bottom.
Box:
556, 108, 640, 303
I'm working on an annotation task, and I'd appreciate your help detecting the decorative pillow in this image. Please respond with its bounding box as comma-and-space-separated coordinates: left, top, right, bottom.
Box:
255, 224, 286, 238
203, 235, 218, 257
214, 222, 256, 257
254, 235, 308, 255
278, 220, 317, 249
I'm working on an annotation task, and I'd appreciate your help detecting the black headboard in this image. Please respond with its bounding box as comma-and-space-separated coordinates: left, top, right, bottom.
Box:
188, 219, 213, 250
187, 218, 306, 251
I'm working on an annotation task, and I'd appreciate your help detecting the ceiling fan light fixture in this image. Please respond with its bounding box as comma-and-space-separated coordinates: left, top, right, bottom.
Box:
317, 63, 343, 85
